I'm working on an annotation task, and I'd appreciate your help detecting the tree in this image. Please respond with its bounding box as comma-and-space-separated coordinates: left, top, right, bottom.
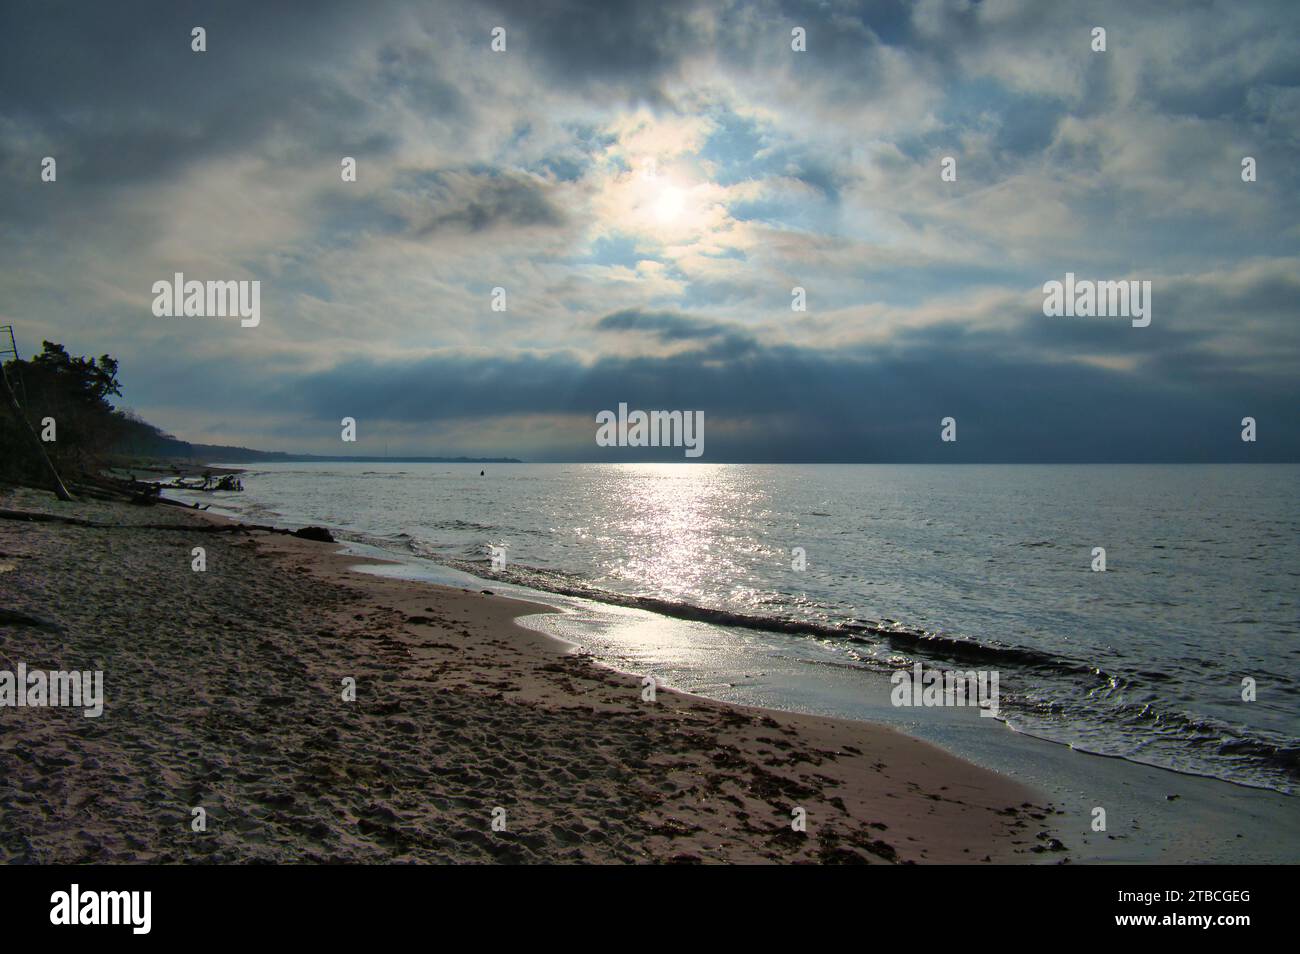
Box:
1, 340, 124, 479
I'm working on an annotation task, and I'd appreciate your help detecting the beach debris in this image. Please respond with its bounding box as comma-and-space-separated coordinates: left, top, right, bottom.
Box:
157, 473, 243, 492
1031, 833, 1068, 853
0, 508, 98, 527
0, 508, 339, 548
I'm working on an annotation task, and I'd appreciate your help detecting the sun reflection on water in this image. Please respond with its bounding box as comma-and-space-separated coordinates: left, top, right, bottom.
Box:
586, 464, 770, 606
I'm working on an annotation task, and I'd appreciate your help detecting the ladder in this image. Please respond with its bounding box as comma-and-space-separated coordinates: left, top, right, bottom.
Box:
0, 325, 26, 406
0, 324, 73, 500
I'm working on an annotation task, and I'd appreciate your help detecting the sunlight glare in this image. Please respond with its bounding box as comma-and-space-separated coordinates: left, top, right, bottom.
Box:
655, 184, 685, 223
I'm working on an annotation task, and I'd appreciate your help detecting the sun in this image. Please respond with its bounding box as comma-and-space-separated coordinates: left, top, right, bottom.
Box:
609, 160, 704, 236
654, 184, 685, 223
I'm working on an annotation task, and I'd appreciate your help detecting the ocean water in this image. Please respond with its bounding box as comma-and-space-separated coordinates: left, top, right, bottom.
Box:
185, 462, 1300, 794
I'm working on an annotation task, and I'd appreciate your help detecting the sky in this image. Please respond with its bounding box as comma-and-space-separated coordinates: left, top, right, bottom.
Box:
1, 0, 1298, 461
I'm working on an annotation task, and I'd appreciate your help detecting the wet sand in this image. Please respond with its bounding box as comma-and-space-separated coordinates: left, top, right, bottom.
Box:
0, 486, 1063, 863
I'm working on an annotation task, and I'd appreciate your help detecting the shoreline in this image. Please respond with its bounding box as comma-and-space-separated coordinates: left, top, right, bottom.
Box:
1, 486, 1063, 863
175, 477, 1300, 864
170, 460, 1299, 803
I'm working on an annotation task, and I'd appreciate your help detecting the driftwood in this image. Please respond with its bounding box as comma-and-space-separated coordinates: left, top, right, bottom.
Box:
4, 469, 242, 510
48, 472, 224, 508
0, 508, 99, 527
0, 507, 229, 531
0, 508, 334, 542
72, 472, 167, 505
154, 474, 244, 492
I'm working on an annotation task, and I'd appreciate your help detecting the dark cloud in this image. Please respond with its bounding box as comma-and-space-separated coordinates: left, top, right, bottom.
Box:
596, 308, 735, 340
595, 308, 761, 360
0, 0, 383, 190
214, 319, 1298, 462
403, 169, 567, 235
478, 0, 707, 102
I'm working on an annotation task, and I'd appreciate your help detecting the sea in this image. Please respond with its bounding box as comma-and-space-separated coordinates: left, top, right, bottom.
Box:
174, 462, 1300, 796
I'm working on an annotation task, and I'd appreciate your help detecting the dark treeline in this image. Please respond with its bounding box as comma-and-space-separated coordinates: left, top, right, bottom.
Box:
1, 341, 189, 484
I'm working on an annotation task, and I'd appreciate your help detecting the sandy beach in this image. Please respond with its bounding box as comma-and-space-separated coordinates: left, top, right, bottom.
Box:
0, 486, 1065, 864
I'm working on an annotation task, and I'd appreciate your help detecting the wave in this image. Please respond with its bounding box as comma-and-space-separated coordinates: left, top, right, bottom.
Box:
426, 551, 1299, 795
444, 554, 1099, 672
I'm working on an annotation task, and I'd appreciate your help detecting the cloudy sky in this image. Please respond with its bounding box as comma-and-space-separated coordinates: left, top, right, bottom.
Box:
2, 0, 1297, 461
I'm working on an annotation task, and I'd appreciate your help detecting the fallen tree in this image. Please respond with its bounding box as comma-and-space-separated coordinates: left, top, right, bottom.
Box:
0, 508, 334, 542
